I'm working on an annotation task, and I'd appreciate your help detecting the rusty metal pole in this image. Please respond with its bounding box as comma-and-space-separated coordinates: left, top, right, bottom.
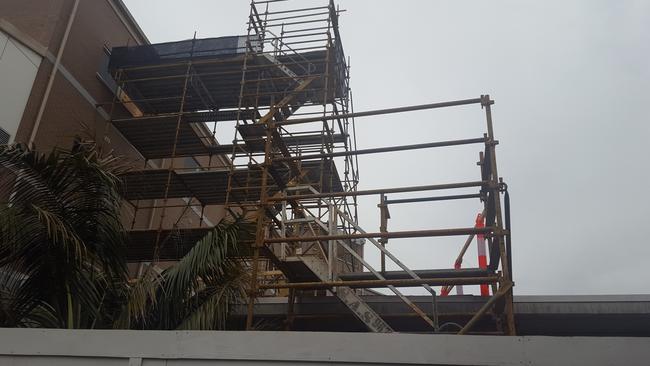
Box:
265, 227, 493, 243
258, 276, 499, 290
277, 98, 484, 126
285, 288, 296, 331
481, 95, 516, 335
458, 281, 513, 335
480, 152, 499, 296
267, 181, 489, 202
378, 194, 389, 272
151, 57, 193, 262
243, 1, 261, 331
328, 201, 336, 281
246, 121, 274, 330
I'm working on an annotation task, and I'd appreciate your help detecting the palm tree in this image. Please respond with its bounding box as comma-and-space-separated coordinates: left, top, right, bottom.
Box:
122, 220, 253, 330
0, 140, 254, 330
0, 140, 128, 328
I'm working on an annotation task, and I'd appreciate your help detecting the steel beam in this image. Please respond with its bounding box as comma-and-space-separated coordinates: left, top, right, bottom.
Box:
258, 276, 499, 290
266, 181, 489, 202
264, 227, 494, 244
272, 138, 488, 162
277, 98, 484, 126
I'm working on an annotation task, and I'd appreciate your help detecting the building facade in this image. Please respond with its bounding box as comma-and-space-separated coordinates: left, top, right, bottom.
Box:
0, 0, 222, 273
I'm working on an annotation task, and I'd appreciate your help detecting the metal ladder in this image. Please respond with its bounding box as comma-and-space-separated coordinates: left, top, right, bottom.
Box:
296, 255, 393, 333
277, 185, 441, 332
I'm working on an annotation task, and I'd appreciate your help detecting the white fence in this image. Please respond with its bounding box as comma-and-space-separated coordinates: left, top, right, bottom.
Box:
0, 328, 648, 366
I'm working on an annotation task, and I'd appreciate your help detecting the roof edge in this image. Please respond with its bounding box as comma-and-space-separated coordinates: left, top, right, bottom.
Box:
107, 0, 149, 45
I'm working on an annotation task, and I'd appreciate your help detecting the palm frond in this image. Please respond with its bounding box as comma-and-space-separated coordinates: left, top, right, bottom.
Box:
175, 265, 249, 330
0, 141, 129, 328
0, 141, 254, 330
114, 268, 163, 329
31, 204, 86, 262
152, 219, 253, 330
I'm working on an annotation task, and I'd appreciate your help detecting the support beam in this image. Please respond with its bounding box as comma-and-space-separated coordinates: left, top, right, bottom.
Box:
265, 227, 494, 243
267, 181, 489, 202
385, 193, 482, 205
277, 98, 484, 126
458, 281, 514, 335
272, 137, 488, 162
258, 276, 499, 290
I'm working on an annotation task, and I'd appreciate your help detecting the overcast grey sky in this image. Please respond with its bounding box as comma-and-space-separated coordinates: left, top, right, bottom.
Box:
123, 0, 650, 295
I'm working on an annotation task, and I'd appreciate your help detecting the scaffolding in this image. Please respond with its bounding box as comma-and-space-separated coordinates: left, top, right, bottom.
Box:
105, 0, 515, 335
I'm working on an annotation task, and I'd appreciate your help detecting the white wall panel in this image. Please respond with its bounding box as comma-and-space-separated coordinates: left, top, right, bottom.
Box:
0, 329, 649, 366
0, 29, 42, 143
